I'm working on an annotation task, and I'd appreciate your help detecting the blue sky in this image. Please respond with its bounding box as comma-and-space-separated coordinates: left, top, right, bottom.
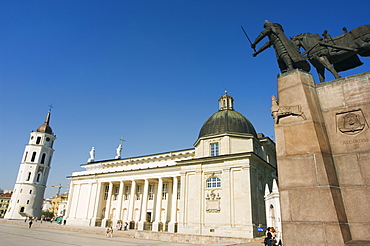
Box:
1, 0, 369, 198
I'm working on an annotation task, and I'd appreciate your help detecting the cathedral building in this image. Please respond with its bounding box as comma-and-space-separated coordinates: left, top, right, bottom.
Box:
66, 93, 277, 238
5, 111, 56, 220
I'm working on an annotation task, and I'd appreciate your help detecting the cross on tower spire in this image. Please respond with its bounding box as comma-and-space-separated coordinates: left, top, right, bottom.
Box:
119, 136, 126, 144
48, 104, 54, 112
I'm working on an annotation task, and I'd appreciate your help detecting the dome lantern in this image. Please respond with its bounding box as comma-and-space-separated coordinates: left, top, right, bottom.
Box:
219, 91, 234, 111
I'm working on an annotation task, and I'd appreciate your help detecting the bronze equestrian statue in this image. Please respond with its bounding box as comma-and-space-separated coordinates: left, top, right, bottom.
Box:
291, 25, 370, 82
250, 21, 370, 82
251, 20, 310, 73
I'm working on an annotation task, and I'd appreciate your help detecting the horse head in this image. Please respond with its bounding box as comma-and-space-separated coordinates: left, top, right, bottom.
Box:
290, 33, 308, 49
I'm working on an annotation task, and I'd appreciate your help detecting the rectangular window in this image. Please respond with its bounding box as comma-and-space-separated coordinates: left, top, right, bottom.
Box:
104, 185, 109, 200
210, 143, 219, 157
177, 182, 181, 200
113, 186, 119, 201
136, 185, 141, 200
149, 184, 154, 200
162, 184, 167, 200
125, 185, 130, 200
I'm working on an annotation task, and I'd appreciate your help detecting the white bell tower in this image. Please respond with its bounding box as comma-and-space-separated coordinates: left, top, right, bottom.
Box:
5, 110, 56, 220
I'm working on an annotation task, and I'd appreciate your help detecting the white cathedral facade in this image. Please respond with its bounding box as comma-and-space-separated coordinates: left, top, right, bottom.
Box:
5, 111, 56, 220
66, 93, 277, 239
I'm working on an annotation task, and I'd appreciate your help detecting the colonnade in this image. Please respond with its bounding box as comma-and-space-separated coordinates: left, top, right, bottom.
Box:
67, 176, 180, 233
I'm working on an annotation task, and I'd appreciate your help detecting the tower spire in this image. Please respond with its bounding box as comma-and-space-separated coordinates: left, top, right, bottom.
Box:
37, 108, 53, 134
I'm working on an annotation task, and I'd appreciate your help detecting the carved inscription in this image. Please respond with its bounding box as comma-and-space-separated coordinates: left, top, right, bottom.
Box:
343, 138, 369, 149
336, 109, 367, 135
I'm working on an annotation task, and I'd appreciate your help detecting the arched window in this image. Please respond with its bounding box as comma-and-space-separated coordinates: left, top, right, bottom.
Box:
36, 173, 42, 182
31, 152, 37, 162
207, 177, 221, 188
20, 207, 25, 213
40, 153, 46, 164
36, 137, 41, 144
26, 172, 31, 181
24, 152, 28, 162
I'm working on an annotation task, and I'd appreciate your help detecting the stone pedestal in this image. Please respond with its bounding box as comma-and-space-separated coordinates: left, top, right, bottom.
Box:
168, 222, 178, 233
101, 218, 110, 228
152, 221, 162, 232
138, 221, 145, 231
274, 70, 370, 245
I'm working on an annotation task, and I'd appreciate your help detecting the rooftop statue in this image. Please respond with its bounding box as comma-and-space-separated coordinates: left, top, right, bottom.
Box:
87, 147, 95, 163
250, 20, 310, 73
249, 21, 370, 82
115, 143, 122, 159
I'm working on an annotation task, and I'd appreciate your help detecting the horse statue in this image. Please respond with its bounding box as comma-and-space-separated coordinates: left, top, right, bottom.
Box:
291, 25, 370, 82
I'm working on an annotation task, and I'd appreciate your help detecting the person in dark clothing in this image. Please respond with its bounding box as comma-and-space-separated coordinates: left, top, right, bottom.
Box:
28, 220, 33, 228
266, 227, 277, 246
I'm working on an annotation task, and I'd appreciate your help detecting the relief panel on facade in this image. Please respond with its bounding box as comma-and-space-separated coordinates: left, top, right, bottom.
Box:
336, 109, 367, 135
270, 95, 306, 124
206, 190, 221, 213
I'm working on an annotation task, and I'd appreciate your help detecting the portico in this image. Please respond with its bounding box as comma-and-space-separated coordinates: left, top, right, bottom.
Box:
66, 149, 189, 232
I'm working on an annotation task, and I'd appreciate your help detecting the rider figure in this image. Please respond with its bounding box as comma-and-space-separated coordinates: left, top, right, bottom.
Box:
251, 20, 310, 73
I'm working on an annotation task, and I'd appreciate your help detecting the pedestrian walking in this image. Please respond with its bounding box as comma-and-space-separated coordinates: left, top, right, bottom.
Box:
105, 226, 113, 237
28, 220, 33, 228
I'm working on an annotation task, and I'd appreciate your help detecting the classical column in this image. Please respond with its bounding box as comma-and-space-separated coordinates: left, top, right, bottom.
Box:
152, 177, 163, 231
114, 181, 124, 225
138, 179, 149, 230
168, 176, 178, 233
127, 180, 136, 225
102, 182, 113, 227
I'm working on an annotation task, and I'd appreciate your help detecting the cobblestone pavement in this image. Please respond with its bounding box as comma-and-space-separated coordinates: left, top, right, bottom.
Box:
0, 219, 263, 246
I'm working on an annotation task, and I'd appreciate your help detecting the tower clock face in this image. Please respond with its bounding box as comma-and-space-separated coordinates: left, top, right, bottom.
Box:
46, 137, 50, 142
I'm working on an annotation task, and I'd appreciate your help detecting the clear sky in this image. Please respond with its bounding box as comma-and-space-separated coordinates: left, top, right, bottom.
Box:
1, 0, 369, 198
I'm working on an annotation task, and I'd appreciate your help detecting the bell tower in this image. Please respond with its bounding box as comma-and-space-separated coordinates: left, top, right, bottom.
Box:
5, 110, 56, 219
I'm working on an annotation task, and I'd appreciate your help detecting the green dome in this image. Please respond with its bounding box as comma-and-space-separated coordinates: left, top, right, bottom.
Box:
198, 109, 257, 138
